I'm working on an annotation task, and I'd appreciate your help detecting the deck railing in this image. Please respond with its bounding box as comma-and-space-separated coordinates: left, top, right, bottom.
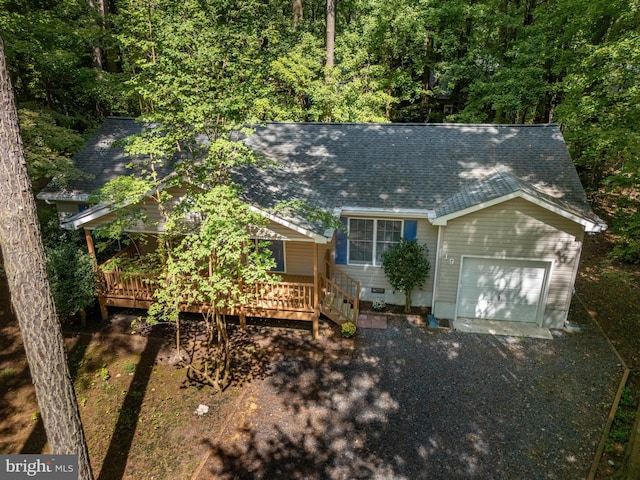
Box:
321, 251, 360, 323
251, 280, 315, 312
98, 251, 360, 325
100, 268, 157, 301
98, 266, 315, 314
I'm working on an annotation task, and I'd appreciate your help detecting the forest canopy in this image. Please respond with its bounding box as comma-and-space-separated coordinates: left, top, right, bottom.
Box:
2, 0, 639, 260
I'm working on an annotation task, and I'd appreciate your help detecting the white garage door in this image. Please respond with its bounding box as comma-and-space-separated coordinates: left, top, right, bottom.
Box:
457, 258, 549, 323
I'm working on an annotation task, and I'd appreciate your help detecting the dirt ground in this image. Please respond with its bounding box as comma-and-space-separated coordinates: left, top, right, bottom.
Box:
0, 218, 638, 479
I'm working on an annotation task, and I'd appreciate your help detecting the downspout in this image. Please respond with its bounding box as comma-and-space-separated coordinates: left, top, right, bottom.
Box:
431, 225, 443, 316
564, 228, 585, 328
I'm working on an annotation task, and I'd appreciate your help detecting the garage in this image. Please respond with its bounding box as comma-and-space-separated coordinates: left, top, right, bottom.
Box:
456, 257, 551, 324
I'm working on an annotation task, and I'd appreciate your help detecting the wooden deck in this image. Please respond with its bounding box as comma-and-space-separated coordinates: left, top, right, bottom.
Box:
99, 269, 317, 318
96, 252, 360, 338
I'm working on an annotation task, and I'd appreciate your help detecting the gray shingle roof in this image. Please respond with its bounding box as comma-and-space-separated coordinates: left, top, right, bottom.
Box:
238, 122, 601, 231
38, 117, 150, 201
45, 118, 603, 234
432, 168, 605, 228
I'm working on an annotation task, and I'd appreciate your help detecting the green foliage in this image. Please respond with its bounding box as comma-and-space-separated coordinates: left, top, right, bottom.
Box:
341, 321, 357, 338
382, 239, 430, 313
0, 0, 124, 119
267, 32, 392, 122
98, 364, 110, 382
18, 106, 86, 184
620, 387, 636, 408
46, 232, 97, 320
609, 199, 640, 264
274, 199, 346, 233
0, 367, 17, 379
149, 185, 275, 323
605, 386, 637, 451
123, 362, 137, 375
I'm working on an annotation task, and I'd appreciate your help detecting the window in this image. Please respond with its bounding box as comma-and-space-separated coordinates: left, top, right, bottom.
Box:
375, 220, 402, 263
253, 239, 285, 272
267, 240, 285, 272
348, 219, 402, 266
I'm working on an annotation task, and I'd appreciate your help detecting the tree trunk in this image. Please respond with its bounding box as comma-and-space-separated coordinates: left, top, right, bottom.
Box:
293, 0, 303, 27
88, 0, 105, 70
0, 37, 94, 480
326, 0, 335, 69
404, 290, 412, 313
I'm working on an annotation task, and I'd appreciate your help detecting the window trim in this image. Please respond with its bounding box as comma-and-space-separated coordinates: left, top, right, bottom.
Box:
347, 218, 404, 267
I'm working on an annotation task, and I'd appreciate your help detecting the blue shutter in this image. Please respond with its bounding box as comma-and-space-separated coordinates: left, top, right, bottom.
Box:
403, 220, 417, 241
335, 217, 348, 264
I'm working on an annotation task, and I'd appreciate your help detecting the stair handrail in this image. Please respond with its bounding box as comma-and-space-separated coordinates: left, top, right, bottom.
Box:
321, 251, 360, 321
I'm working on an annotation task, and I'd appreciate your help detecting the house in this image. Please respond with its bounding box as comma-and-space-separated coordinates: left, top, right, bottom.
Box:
39, 118, 606, 336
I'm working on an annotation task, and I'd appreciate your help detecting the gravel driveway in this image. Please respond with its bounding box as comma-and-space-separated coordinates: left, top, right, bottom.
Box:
197, 314, 622, 480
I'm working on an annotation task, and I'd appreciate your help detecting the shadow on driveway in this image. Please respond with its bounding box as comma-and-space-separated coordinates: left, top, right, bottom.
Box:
198, 316, 622, 479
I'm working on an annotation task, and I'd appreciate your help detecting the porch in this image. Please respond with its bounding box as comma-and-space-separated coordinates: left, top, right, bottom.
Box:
90, 232, 360, 339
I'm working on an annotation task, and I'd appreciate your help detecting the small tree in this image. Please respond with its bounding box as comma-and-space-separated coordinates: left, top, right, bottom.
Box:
149, 185, 276, 392
381, 238, 430, 313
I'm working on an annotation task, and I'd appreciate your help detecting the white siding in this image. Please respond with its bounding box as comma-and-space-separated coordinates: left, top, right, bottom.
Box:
433, 198, 584, 328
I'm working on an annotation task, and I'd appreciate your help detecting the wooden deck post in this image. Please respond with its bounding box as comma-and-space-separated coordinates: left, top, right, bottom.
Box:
85, 228, 108, 321
84, 228, 97, 265
98, 296, 108, 321
313, 243, 319, 339
240, 308, 246, 331
313, 308, 319, 339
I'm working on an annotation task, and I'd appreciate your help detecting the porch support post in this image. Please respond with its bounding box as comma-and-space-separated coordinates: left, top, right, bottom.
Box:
312, 243, 319, 339
85, 228, 108, 321
84, 228, 97, 264
240, 308, 246, 331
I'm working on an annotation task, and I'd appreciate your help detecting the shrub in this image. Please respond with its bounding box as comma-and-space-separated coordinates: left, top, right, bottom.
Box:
381, 238, 430, 313
46, 241, 97, 321
341, 321, 357, 338
372, 299, 386, 311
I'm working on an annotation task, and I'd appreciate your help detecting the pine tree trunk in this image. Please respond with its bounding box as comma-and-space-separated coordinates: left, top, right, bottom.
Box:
0, 37, 94, 480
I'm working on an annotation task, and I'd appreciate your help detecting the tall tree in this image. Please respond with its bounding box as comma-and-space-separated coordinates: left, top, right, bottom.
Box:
326, 0, 335, 68
0, 36, 94, 479
293, 0, 303, 27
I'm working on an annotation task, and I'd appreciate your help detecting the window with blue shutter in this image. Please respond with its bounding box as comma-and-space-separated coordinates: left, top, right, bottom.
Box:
338, 218, 408, 266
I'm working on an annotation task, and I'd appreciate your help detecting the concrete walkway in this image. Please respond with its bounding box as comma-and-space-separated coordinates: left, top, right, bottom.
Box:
452, 318, 554, 339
